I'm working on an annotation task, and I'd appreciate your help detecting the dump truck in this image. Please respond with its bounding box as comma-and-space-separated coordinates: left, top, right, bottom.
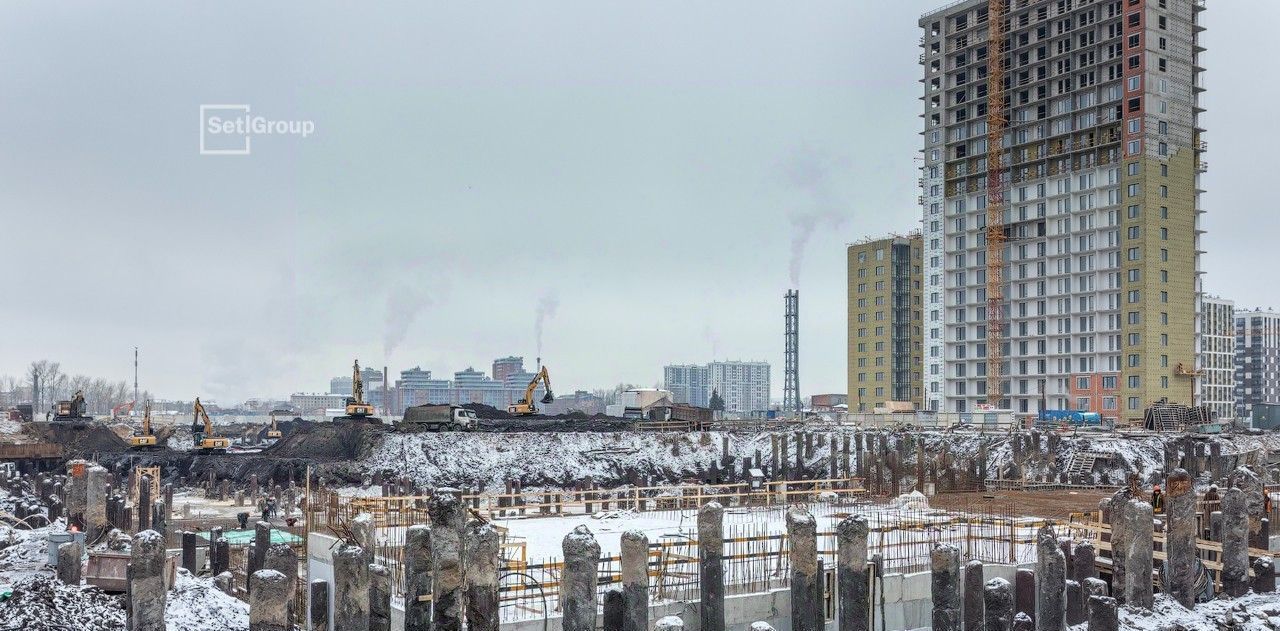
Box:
399, 404, 477, 432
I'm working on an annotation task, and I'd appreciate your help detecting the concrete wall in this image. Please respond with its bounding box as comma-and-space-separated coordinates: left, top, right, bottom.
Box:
307, 533, 338, 628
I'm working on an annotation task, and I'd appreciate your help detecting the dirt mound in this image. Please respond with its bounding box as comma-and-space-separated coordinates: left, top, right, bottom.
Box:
262, 418, 387, 460
462, 403, 515, 419
24, 421, 131, 455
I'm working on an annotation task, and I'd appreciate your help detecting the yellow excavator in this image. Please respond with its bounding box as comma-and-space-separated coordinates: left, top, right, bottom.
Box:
507, 365, 555, 415
191, 397, 231, 453
338, 359, 378, 422
265, 409, 285, 441
128, 401, 159, 450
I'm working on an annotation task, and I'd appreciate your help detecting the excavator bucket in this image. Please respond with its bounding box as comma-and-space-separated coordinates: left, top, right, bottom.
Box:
540, 391, 555, 404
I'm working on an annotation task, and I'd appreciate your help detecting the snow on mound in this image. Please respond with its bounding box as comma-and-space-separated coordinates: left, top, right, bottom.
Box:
0, 416, 21, 435
167, 569, 249, 631
0, 524, 56, 582
1071, 592, 1280, 631
0, 575, 125, 631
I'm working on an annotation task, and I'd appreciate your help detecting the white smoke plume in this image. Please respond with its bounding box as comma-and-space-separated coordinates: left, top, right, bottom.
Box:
535, 291, 559, 359
384, 284, 434, 361
782, 146, 849, 286
702, 324, 721, 359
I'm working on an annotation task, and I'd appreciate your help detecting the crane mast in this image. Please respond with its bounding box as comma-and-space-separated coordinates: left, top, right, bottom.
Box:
985, 0, 1009, 408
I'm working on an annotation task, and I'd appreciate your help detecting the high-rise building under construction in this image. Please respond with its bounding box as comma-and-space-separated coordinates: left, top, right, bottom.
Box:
919, 0, 1204, 424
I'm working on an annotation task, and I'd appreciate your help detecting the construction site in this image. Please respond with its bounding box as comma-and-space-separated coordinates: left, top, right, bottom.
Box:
2, 377, 1280, 630
3, 0, 1277, 628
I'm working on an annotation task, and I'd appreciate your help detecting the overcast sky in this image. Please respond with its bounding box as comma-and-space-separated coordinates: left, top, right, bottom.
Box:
0, 1, 1272, 404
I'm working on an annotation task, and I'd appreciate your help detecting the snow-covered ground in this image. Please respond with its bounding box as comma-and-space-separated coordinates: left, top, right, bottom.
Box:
166, 569, 250, 631
0, 523, 56, 583
1095, 592, 1280, 630
361, 428, 1280, 491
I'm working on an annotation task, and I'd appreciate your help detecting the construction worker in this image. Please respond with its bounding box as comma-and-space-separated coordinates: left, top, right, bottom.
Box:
1151, 484, 1164, 514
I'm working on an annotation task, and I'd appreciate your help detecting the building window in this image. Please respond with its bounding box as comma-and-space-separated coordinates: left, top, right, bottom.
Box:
1128, 397, 1140, 410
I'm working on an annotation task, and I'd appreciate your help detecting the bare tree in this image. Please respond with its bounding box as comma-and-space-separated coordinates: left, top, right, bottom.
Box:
590, 383, 640, 406
27, 360, 63, 413
109, 380, 131, 415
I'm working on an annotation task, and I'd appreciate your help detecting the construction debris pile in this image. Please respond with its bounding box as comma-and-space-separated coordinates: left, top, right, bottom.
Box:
0, 575, 126, 631
1144, 401, 1215, 432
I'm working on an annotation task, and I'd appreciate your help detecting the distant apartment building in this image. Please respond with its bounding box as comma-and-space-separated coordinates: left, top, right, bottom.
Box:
663, 364, 711, 406
392, 363, 546, 410
329, 367, 383, 396
395, 367, 452, 408
708, 361, 770, 414
848, 234, 924, 411
328, 377, 351, 395
1234, 309, 1280, 419
920, 0, 1205, 422
492, 356, 525, 383
290, 393, 348, 413
1198, 296, 1234, 419
1067, 371, 1119, 416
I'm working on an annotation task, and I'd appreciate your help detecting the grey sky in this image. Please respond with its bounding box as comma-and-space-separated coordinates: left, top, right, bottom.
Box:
0, 1, 1270, 403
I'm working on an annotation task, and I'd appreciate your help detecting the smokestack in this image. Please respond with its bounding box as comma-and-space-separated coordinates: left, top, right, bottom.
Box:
784, 290, 800, 415
383, 366, 389, 416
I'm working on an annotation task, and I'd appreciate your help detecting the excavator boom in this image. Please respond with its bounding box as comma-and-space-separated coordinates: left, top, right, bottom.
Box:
508, 365, 555, 416
192, 397, 230, 452
343, 359, 376, 419
128, 401, 158, 449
